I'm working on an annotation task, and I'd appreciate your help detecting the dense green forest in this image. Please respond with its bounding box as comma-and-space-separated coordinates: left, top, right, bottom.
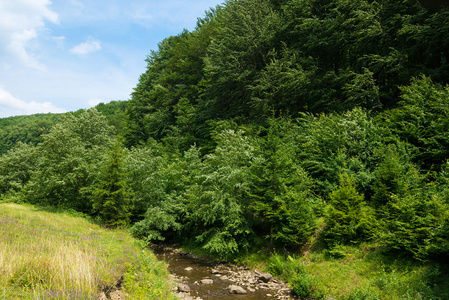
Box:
2, 0, 449, 298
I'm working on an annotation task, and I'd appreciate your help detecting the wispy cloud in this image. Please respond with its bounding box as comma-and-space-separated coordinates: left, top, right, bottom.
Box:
69, 38, 101, 55
0, 87, 66, 117
0, 0, 58, 69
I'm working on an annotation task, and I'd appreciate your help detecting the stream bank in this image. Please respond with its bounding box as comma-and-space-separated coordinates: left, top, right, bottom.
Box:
152, 245, 293, 300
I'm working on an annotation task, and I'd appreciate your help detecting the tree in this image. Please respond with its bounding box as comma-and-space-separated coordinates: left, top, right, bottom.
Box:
185, 129, 261, 257
379, 76, 449, 172
128, 144, 198, 241
93, 139, 131, 227
0, 142, 38, 195
25, 109, 114, 212
0, 113, 62, 156
323, 172, 375, 246
378, 170, 449, 260
295, 108, 383, 198
203, 0, 282, 120
249, 117, 317, 249
125, 7, 220, 150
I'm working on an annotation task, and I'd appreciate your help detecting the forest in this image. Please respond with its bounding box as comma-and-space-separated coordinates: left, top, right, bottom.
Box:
1, 0, 449, 298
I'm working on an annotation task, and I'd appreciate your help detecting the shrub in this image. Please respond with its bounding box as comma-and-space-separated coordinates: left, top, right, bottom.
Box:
267, 254, 304, 280
291, 273, 326, 300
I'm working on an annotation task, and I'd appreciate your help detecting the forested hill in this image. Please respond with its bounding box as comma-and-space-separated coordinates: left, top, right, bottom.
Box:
2, 0, 449, 298
0, 100, 127, 156
125, 0, 449, 150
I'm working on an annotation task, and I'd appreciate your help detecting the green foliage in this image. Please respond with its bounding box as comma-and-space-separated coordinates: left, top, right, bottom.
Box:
342, 287, 381, 300
266, 255, 327, 299
123, 247, 177, 299
379, 76, 449, 171
250, 46, 316, 117
371, 143, 417, 209
128, 145, 198, 240
291, 273, 326, 300
3, 1, 449, 297
249, 117, 318, 248
379, 186, 449, 261
0, 142, 38, 195
186, 129, 259, 257
282, 0, 448, 110
370, 145, 449, 260
323, 172, 375, 246
95, 100, 128, 136
0, 101, 126, 157
125, 10, 219, 149
267, 254, 304, 280
295, 107, 383, 197
0, 113, 63, 156
203, 0, 283, 119
24, 109, 114, 212
92, 139, 131, 227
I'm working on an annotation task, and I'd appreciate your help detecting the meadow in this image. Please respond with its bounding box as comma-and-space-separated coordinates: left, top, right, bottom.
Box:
0, 203, 175, 299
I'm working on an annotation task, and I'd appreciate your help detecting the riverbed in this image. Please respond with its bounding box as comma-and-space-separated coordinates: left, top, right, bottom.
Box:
153, 247, 292, 300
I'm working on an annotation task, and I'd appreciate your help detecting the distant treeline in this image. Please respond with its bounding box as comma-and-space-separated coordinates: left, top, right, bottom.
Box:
0, 100, 128, 156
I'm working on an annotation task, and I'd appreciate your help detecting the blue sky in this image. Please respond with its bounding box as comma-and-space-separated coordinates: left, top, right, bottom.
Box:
0, 0, 224, 118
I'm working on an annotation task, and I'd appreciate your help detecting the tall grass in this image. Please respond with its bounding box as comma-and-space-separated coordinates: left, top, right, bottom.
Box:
0, 203, 175, 299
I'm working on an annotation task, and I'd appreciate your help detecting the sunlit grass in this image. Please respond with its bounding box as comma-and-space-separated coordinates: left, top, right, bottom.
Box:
239, 241, 449, 299
0, 203, 175, 299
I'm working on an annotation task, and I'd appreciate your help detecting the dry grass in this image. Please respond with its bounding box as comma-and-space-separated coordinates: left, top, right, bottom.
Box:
0, 203, 175, 299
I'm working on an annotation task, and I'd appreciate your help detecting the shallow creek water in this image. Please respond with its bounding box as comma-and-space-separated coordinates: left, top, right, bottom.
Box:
154, 247, 292, 300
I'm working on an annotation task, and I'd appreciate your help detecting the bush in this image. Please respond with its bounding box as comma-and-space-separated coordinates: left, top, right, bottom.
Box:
267, 254, 304, 280
342, 286, 380, 300
291, 273, 326, 300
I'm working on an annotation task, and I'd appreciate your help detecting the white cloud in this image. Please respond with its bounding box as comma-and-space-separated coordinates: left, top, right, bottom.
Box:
0, 87, 66, 117
0, 0, 58, 69
69, 38, 101, 55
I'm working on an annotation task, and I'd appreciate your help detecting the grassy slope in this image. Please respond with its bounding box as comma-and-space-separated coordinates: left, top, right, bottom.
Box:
0, 203, 175, 300
238, 241, 449, 300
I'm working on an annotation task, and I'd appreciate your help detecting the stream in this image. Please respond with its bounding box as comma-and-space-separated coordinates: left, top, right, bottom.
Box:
153, 246, 292, 300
